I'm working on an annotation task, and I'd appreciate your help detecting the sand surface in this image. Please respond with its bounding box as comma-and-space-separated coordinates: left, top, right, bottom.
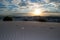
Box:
0, 21, 60, 40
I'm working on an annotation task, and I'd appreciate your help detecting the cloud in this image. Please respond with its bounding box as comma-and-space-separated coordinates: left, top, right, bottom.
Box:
0, 3, 6, 8
50, 0, 60, 3
18, 2, 28, 6
42, 9, 60, 16
44, 0, 50, 3
0, 0, 3, 2
30, 0, 38, 3
43, 10, 60, 13
7, 4, 18, 11
0, 0, 60, 16
5, 0, 12, 3
12, 0, 21, 4
44, 0, 60, 3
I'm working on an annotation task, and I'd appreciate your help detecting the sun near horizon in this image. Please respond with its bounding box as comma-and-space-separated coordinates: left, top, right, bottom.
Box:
30, 8, 44, 16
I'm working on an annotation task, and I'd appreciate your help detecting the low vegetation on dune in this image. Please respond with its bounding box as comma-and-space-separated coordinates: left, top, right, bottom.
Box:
3, 16, 13, 21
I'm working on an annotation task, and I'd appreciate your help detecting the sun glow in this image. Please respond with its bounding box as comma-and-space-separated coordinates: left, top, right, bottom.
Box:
32, 9, 43, 16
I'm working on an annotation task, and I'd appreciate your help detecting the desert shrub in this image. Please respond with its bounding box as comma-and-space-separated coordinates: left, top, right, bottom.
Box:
38, 18, 46, 22
23, 19, 28, 21
3, 16, 13, 21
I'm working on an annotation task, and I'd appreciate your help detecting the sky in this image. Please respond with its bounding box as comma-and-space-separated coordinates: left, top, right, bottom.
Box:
0, 0, 60, 16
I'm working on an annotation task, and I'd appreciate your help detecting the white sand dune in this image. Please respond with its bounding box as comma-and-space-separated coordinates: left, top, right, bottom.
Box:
0, 21, 60, 40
